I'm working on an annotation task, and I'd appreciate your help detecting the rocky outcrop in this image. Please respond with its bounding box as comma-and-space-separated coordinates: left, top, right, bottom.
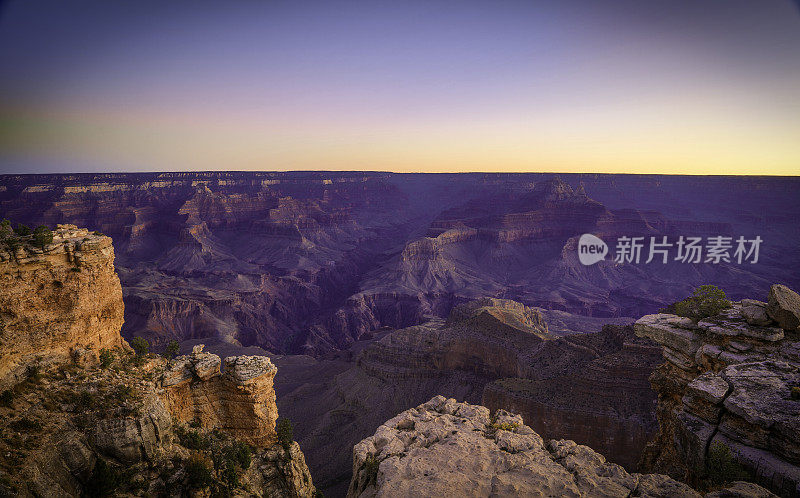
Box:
0, 224, 127, 387
635, 285, 800, 497
0, 346, 316, 497
160, 345, 279, 447
347, 396, 773, 497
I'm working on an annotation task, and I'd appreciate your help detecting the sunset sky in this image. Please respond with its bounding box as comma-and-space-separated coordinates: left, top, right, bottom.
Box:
0, 0, 798, 175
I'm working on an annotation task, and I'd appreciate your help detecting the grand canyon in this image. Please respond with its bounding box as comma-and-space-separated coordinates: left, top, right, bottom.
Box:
1, 172, 798, 497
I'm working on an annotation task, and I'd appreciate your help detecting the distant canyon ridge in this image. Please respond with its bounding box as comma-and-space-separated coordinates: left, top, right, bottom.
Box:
1, 172, 797, 355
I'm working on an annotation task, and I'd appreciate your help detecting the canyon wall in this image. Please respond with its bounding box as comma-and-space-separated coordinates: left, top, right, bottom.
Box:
0, 224, 127, 387
635, 285, 800, 497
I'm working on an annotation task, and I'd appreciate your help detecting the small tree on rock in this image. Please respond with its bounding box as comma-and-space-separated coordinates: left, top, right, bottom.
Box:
14, 224, 31, 236
673, 285, 731, 321
33, 225, 53, 251
130, 337, 149, 362
163, 340, 180, 359
276, 418, 293, 453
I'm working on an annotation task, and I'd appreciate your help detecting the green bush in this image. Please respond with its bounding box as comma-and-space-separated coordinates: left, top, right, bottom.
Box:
32, 225, 53, 250
184, 453, 214, 489
130, 337, 149, 358
163, 340, 180, 359
673, 285, 731, 321
0, 390, 14, 408
99, 348, 114, 368
177, 426, 212, 451
276, 418, 293, 452
707, 442, 749, 486
13, 224, 31, 237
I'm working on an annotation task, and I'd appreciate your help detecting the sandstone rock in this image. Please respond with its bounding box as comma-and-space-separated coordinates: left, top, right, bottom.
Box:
160, 345, 279, 447
767, 284, 800, 330
0, 228, 126, 387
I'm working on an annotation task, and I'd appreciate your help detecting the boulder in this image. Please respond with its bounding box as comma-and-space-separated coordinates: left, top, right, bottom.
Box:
767, 284, 800, 330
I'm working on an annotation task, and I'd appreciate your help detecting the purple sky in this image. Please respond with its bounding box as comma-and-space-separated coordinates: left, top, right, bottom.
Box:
1, 0, 798, 175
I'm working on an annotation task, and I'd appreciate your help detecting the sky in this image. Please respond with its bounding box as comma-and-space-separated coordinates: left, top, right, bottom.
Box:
0, 0, 798, 175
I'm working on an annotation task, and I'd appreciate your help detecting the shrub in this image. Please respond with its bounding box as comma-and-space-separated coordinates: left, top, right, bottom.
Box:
276, 418, 293, 452
176, 427, 212, 451
706, 442, 749, 486
13, 224, 31, 237
184, 453, 214, 489
0, 390, 14, 408
130, 337, 149, 359
163, 340, 180, 359
32, 225, 53, 250
3, 236, 20, 252
673, 285, 731, 321
85, 458, 121, 497
226, 440, 253, 470
99, 348, 114, 368
362, 454, 379, 488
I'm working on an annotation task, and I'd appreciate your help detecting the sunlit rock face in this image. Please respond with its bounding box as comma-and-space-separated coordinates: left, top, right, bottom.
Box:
160, 345, 279, 447
636, 285, 800, 497
1, 172, 798, 356
0, 224, 127, 387
346, 396, 774, 498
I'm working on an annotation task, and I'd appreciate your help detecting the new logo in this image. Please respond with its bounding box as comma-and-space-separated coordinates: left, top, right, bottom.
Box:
578, 233, 608, 266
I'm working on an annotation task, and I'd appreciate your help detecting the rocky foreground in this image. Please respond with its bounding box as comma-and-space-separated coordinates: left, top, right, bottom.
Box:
635, 284, 800, 497
347, 395, 774, 498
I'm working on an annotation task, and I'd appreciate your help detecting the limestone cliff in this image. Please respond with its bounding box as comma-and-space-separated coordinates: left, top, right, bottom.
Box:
635, 284, 800, 497
0, 224, 126, 387
160, 345, 279, 447
347, 396, 774, 497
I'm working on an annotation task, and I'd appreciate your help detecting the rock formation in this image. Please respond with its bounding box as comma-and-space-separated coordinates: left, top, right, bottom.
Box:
277, 299, 660, 494
0, 225, 315, 496
347, 396, 774, 497
635, 285, 800, 497
160, 345, 279, 447
0, 224, 127, 387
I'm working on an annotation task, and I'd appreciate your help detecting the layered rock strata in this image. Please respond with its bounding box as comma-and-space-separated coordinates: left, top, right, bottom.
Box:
635, 285, 800, 497
0, 224, 127, 387
160, 345, 279, 447
347, 396, 774, 497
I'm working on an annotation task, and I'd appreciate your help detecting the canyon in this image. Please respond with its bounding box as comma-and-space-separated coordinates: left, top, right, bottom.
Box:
1, 172, 797, 356
2, 173, 799, 496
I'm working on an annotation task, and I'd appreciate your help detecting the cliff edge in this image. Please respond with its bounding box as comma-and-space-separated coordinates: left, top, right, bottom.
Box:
347, 396, 773, 497
635, 284, 800, 497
